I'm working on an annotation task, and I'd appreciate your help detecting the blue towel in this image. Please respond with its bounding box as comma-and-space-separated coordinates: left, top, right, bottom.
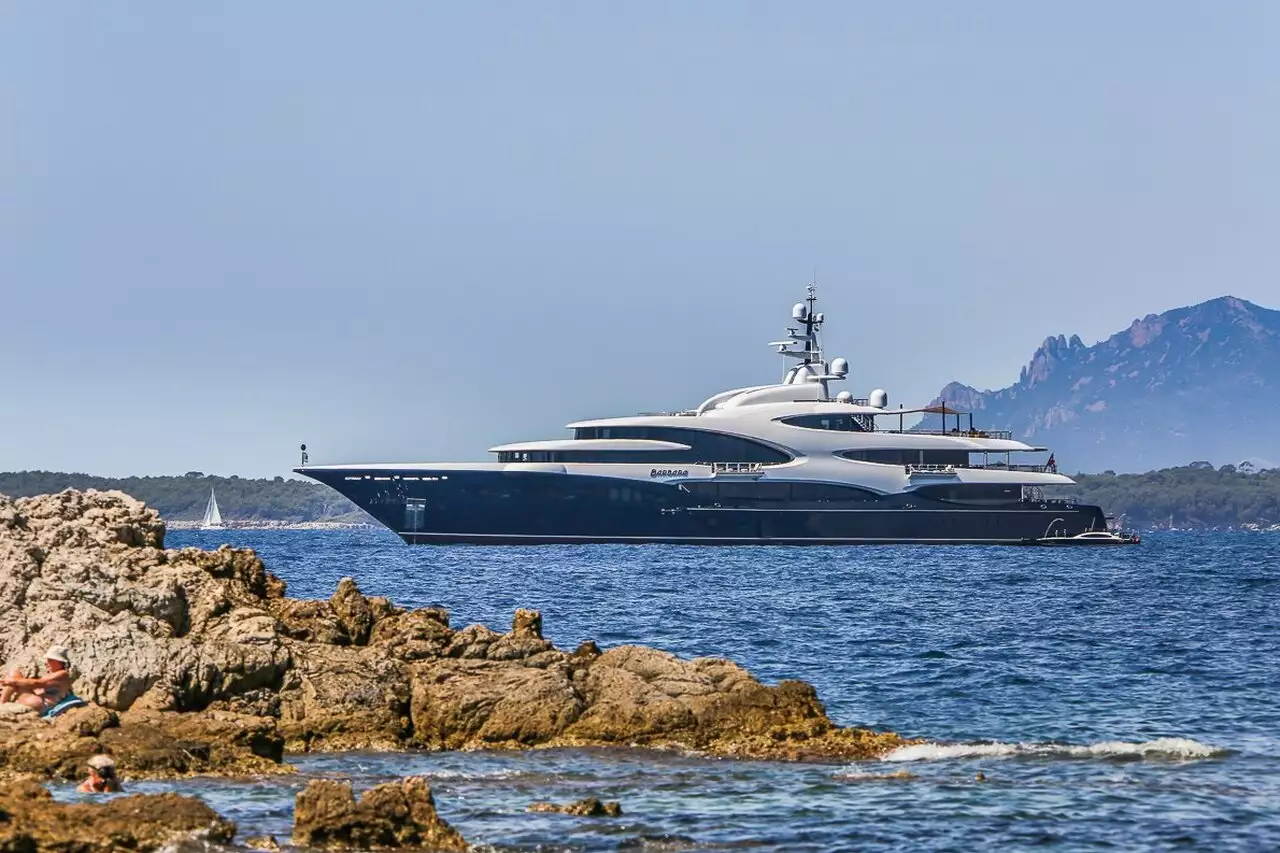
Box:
41, 694, 87, 719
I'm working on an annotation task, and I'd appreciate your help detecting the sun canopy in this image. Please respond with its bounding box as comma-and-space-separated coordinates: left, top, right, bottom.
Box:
887, 405, 970, 416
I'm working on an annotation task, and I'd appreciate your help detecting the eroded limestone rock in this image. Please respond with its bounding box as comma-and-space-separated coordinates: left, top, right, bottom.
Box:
0, 779, 235, 852
528, 796, 623, 817
292, 776, 467, 850
0, 488, 912, 778
0, 704, 285, 780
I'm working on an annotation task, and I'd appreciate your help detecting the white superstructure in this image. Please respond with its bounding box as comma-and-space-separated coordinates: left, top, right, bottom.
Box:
300, 285, 1101, 545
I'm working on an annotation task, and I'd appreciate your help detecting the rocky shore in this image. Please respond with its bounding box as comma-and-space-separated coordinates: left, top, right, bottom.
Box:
0, 488, 911, 849
0, 779, 236, 851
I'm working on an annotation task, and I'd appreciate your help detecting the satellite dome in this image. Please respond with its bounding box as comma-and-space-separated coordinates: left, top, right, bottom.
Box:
792, 302, 808, 321
835, 391, 854, 403
869, 389, 889, 409
830, 357, 849, 377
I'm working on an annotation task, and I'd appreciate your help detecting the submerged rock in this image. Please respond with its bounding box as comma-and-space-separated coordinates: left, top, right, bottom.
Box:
0, 488, 912, 779
528, 796, 623, 817
0, 779, 235, 851
292, 776, 467, 850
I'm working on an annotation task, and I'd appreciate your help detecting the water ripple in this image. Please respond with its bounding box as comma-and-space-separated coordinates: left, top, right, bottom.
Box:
149, 529, 1280, 850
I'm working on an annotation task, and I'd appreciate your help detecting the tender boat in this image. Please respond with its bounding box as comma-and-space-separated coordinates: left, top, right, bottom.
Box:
299, 286, 1119, 545
1030, 530, 1141, 546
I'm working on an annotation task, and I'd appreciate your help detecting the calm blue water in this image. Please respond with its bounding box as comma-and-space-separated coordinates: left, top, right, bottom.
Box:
60, 531, 1280, 850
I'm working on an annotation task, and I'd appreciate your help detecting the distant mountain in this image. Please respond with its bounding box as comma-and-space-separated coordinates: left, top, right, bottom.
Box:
925, 296, 1280, 473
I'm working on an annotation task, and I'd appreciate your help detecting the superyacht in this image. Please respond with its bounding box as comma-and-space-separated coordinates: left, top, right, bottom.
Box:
298, 288, 1111, 544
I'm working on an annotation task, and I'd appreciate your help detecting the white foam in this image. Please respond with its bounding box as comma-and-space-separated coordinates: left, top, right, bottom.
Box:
884, 737, 1223, 763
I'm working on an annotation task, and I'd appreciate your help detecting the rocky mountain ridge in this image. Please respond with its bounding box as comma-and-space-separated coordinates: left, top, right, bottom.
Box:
928, 296, 1280, 472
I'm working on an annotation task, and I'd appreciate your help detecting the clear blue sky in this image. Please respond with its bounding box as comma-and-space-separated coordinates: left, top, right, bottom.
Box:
3, 2, 1277, 477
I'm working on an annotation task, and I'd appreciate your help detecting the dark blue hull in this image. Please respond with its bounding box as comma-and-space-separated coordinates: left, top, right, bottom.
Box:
301, 467, 1108, 545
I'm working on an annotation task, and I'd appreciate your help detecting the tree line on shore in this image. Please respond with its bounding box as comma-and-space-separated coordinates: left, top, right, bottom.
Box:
2, 463, 1279, 530
0, 471, 364, 523
1062, 462, 1280, 529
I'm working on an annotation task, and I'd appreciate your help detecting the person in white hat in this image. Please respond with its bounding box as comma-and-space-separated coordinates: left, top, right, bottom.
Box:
77, 754, 122, 793
0, 645, 73, 713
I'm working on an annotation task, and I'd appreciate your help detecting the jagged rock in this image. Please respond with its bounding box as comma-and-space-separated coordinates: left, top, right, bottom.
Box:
0, 488, 911, 776
369, 607, 453, 661
246, 836, 282, 851
0, 493, 290, 715
331, 577, 374, 645
278, 645, 411, 751
0, 779, 235, 851
559, 647, 838, 751
409, 660, 584, 749
365, 595, 401, 623
510, 608, 542, 639
442, 623, 502, 659
528, 796, 622, 817
0, 704, 286, 780
291, 777, 466, 850
272, 598, 351, 645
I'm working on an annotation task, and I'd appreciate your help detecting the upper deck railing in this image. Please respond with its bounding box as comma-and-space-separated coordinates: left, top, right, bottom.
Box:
905, 464, 957, 475
874, 428, 1014, 440
968, 462, 1048, 472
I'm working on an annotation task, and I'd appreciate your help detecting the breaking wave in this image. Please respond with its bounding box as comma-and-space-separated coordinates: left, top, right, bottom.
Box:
884, 737, 1226, 763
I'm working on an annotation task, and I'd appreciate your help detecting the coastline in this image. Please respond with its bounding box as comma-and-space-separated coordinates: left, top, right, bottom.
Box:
165, 519, 375, 531
0, 487, 1265, 850
1, 488, 911, 779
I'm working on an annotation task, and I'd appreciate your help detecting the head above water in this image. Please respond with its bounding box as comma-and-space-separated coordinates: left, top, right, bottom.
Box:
87, 754, 116, 778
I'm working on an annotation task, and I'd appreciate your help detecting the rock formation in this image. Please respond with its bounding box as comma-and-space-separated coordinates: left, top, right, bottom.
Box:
0, 489, 909, 782
0, 703, 283, 781
528, 796, 623, 817
0, 779, 235, 851
291, 776, 467, 850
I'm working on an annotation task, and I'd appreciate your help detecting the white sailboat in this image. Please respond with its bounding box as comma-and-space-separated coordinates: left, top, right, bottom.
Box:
200, 488, 224, 530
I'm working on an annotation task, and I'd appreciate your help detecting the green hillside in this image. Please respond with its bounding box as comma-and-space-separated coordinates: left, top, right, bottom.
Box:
0, 471, 363, 523
1063, 462, 1280, 530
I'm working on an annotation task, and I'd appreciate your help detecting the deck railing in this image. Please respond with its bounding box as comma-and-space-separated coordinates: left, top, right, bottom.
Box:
905, 464, 957, 475
710, 462, 765, 474
875, 428, 1014, 440
1022, 495, 1079, 506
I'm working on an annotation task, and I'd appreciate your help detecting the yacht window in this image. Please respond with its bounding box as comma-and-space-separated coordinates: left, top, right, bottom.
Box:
717, 482, 792, 501
914, 484, 1022, 505
839, 449, 968, 466
780, 415, 866, 432
563, 427, 790, 464
683, 481, 877, 504
787, 483, 878, 501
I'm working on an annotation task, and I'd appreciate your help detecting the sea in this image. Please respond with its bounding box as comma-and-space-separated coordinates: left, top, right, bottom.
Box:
56, 530, 1280, 851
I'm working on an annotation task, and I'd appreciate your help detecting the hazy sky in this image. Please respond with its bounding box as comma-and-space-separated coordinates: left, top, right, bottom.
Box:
4, 2, 1277, 477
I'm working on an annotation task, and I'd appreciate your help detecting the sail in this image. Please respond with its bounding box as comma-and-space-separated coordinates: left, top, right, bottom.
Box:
201, 489, 223, 528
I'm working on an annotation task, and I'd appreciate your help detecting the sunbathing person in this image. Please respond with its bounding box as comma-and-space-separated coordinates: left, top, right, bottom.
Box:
0, 645, 72, 713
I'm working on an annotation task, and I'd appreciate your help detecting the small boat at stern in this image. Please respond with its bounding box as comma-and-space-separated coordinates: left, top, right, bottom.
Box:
1029, 530, 1141, 546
